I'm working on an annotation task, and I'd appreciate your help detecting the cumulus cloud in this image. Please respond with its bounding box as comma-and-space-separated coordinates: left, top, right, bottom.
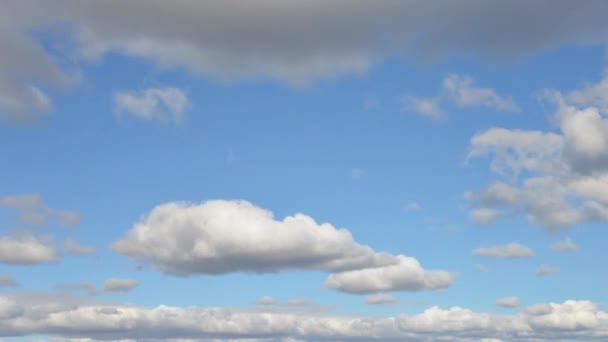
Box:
64, 238, 97, 256
404, 74, 518, 119
496, 296, 521, 308
0, 193, 80, 227
114, 87, 189, 123
0, 293, 606, 341
365, 293, 397, 306
552, 237, 577, 252
0, 275, 19, 288
112, 200, 452, 293
535, 264, 559, 276
0, 233, 57, 264
472, 243, 534, 259
3, 1, 608, 120
326, 256, 453, 294
467, 71, 608, 229
100, 278, 139, 293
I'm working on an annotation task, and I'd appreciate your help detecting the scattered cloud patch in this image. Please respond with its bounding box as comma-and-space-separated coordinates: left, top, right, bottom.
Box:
535, 264, 559, 276
496, 296, 521, 308
365, 293, 397, 306
405, 201, 422, 212
101, 278, 139, 293
255, 296, 277, 306
404, 74, 518, 119
0, 274, 19, 288
475, 264, 489, 272
472, 243, 534, 259
0, 232, 57, 264
551, 237, 577, 252
64, 238, 97, 256
114, 87, 189, 123
0, 193, 80, 227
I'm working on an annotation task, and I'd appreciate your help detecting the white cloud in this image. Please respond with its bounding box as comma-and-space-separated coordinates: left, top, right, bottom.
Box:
326, 256, 454, 294
114, 87, 189, 123
475, 264, 489, 272
405, 201, 422, 212
64, 238, 97, 256
404, 74, 518, 119
0, 193, 80, 227
365, 293, 397, 306
535, 264, 559, 276
255, 296, 277, 306
0, 293, 606, 341
112, 200, 451, 294
472, 243, 534, 259
551, 237, 577, 252
0, 274, 18, 288
467, 72, 608, 229
496, 296, 521, 308
0, 232, 57, 264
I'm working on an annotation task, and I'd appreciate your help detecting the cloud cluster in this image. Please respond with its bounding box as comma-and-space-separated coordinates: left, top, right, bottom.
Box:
58, 278, 139, 296
112, 200, 453, 293
3, 1, 608, 119
467, 72, 608, 229
0, 193, 80, 227
405, 74, 519, 119
0, 293, 606, 341
64, 238, 97, 256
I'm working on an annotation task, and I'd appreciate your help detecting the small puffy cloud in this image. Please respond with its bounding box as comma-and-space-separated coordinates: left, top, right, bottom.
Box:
325, 256, 454, 294
0, 274, 19, 288
0, 193, 80, 227
114, 87, 189, 123
404, 74, 518, 119
284, 299, 310, 307
496, 296, 521, 308
442, 74, 519, 112
351, 168, 365, 179
551, 237, 577, 252
472, 243, 534, 259
403, 96, 443, 120
405, 201, 422, 212
470, 208, 504, 226
365, 293, 397, 306
64, 238, 97, 256
535, 264, 559, 276
0, 233, 57, 264
255, 296, 277, 306
101, 278, 139, 293
57, 282, 97, 295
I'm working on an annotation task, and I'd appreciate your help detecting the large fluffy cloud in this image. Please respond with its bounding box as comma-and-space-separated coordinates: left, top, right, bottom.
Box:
4, 1, 608, 119
467, 71, 608, 229
112, 200, 452, 293
0, 293, 607, 341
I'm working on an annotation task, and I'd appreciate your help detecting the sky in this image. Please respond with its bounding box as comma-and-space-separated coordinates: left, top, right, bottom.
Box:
1, 1, 608, 341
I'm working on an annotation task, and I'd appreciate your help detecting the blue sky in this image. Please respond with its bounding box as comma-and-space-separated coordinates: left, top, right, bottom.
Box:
1, 2, 608, 341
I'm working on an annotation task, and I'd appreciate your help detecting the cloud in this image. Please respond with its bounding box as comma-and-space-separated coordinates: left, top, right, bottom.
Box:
326, 256, 454, 294
0, 232, 58, 264
0, 293, 607, 341
496, 296, 521, 308
0, 193, 80, 227
114, 87, 189, 123
365, 293, 397, 306
405, 201, 422, 212
404, 74, 518, 119
112, 200, 451, 294
0, 275, 19, 288
551, 237, 577, 252
4, 1, 608, 120
100, 278, 139, 293
475, 264, 489, 272
467, 71, 608, 229
535, 264, 559, 276
472, 243, 534, 259
64, 238, 97, 256
255, 296, 277, 306
58, 279, 138, 295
